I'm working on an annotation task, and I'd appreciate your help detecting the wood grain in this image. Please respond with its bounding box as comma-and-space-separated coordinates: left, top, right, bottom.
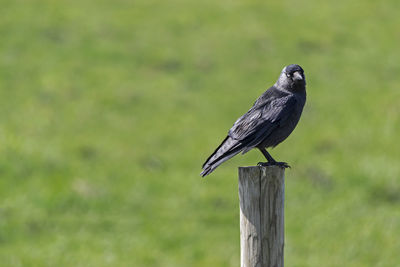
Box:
239, 166, 285, 267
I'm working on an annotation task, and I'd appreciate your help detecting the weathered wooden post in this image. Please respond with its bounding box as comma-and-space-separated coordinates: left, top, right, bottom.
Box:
238, 165, 285, 267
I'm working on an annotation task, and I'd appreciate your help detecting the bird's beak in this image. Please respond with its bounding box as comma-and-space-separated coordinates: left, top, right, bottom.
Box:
293, 71, 303, 81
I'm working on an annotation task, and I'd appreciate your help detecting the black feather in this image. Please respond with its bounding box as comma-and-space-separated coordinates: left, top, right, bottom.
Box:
201, 64, 306, 177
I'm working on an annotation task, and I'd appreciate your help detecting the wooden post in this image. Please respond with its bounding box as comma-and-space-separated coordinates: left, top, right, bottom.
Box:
238, 165, 285, 267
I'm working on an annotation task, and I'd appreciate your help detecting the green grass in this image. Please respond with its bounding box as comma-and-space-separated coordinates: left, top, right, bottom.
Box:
0, 0, 400, 266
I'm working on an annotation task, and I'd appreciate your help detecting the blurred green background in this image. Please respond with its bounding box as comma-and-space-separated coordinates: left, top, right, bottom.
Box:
1, 0, 399, 266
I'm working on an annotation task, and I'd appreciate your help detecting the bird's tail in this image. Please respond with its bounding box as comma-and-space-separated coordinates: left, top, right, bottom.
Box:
201, 136, 244, 177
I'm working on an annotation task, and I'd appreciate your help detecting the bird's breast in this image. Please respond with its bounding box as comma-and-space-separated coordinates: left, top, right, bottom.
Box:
260, 99, 305, 148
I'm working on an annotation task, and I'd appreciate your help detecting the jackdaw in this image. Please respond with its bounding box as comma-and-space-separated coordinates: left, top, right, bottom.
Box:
201, 64, 306, 177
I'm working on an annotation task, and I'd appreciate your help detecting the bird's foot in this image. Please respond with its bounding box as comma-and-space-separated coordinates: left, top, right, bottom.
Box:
257, 161, 291, 169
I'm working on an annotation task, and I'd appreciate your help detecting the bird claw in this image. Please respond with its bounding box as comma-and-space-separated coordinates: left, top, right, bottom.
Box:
257, 161, 291, 169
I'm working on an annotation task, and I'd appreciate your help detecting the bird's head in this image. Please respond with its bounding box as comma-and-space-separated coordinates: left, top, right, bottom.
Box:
276, 64, 306, 92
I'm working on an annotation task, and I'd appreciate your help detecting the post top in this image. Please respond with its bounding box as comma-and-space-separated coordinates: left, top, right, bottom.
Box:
238, 165, 285, 170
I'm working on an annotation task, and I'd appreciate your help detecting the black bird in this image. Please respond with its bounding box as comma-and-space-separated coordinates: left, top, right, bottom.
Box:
201, 64, 306, 177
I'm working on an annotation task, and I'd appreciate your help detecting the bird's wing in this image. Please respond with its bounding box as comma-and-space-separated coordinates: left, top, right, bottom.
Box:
228, 95, 297, 150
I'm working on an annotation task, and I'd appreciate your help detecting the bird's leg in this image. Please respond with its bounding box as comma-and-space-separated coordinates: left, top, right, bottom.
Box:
259, 147, 276, 162
258, 148, 290, 169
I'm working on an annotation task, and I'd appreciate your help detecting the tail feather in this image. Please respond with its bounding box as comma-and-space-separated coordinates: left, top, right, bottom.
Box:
201, 136, 244, 177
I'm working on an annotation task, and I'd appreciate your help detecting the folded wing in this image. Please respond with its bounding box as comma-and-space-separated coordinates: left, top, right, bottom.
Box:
201, 94, 297, 177
229, 95, 297, 153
